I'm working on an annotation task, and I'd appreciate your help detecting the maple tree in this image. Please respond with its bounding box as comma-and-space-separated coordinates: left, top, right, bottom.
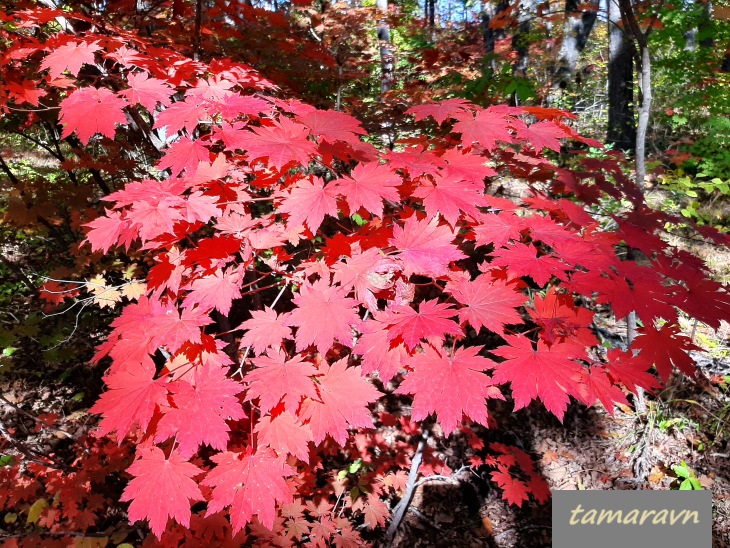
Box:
1, 1, 729, 545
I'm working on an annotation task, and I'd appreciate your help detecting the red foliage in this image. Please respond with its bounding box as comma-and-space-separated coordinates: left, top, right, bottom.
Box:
2, 3, 729, 545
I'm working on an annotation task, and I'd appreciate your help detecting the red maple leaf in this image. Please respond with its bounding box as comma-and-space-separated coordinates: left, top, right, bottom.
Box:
490, 243, 568, 286
389, 214, 466, 278
297, 109, 367, 144
331, 247, 401, 312
238, 117, 317, 171
360, 495, 390, 529
414, 172, 487, 226
203, 448, 295, 533
157, 136, 211, 176
472, 211, 525, 249
386, 148, 446, 177
59, 87, 128, 145
453, 107, 515, 151
278, 177, 338, 233
153, 99, 209, 135
119, 71, 172, 112
121, 446, 204, 538
632, 323, 699, 381
330, 162, 401, 218
299, 358, 380, 445
183, 267, 242, 316
491, 468, 530, 506
244, 352, 318, 414
529, 288, 597, 348
184, 234, 241, 268
40, 40, 100, 79
353, 320, 408, 382
445, 274, 525, 335
147, 300, 212, 354
124, 197, 185, 244
515, 119, 569, 152
671, 277, 730, 330
154, 365, 245, 457
254, 411, 313, 462
396, 345, 502, 435
287, 280, 360, 355
486, 443, 550, 507
576, 366, 629, 416
440, 148, 498, 181
406, 98, 472, 124
39, 280, 81, 306
491, 336, 585, 420
90, 356, 169, 438
605, 349, 662, 394
238, 307, 292, 355
383, 299, 463, 351
5, 80, 47, 106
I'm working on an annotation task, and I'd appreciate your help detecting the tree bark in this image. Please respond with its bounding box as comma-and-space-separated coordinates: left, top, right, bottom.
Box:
481, 1, 507, 55
193, 0, 203, 61
555, 0, 600, 88
377, 0, 393, 94
634, 42, 651, 190
606, 0, 635, 151
512, 0, 534, 75
617, 0, 660, 190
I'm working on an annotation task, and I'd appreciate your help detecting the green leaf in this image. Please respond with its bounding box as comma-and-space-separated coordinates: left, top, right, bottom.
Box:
672, 464, 690, 478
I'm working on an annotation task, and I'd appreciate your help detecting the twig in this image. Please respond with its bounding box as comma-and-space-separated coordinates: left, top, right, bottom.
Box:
0, 418, 63, 469
0, 395, 73, 439
386, 429, 430, 542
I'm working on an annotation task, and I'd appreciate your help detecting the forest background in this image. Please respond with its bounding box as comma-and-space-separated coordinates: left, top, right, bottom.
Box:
1, 0, 730, 545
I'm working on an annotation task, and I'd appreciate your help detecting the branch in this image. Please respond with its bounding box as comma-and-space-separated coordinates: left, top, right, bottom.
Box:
0, 395, 73, 439
386, 429, 430, 541
0, 153, 20, 185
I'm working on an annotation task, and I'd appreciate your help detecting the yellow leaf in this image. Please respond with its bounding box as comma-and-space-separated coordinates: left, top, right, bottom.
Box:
27, 499, 48, 524
121, 281, 147, 301
94, 288, 122, 308
87, 274, 108, 295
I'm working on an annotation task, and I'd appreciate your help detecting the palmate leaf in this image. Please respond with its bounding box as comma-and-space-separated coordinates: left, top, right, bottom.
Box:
121, 447, 204, 538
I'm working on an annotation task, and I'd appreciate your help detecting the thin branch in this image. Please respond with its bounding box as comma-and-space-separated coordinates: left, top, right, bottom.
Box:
0, 395, 73, 439
0, 153, 20, 185
0, 253, 35, 293
386, 429, 430, 541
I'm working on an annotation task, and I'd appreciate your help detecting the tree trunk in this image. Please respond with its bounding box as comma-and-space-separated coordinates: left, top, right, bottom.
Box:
377, 0, 393, 94
617, 0, 659, 189
481, 0, 507, 56
606, 0, 635, 151
512, 0, 534, 75
634, 42, 651, 190
193, 0, 203, 61
555, 0, 600, 88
